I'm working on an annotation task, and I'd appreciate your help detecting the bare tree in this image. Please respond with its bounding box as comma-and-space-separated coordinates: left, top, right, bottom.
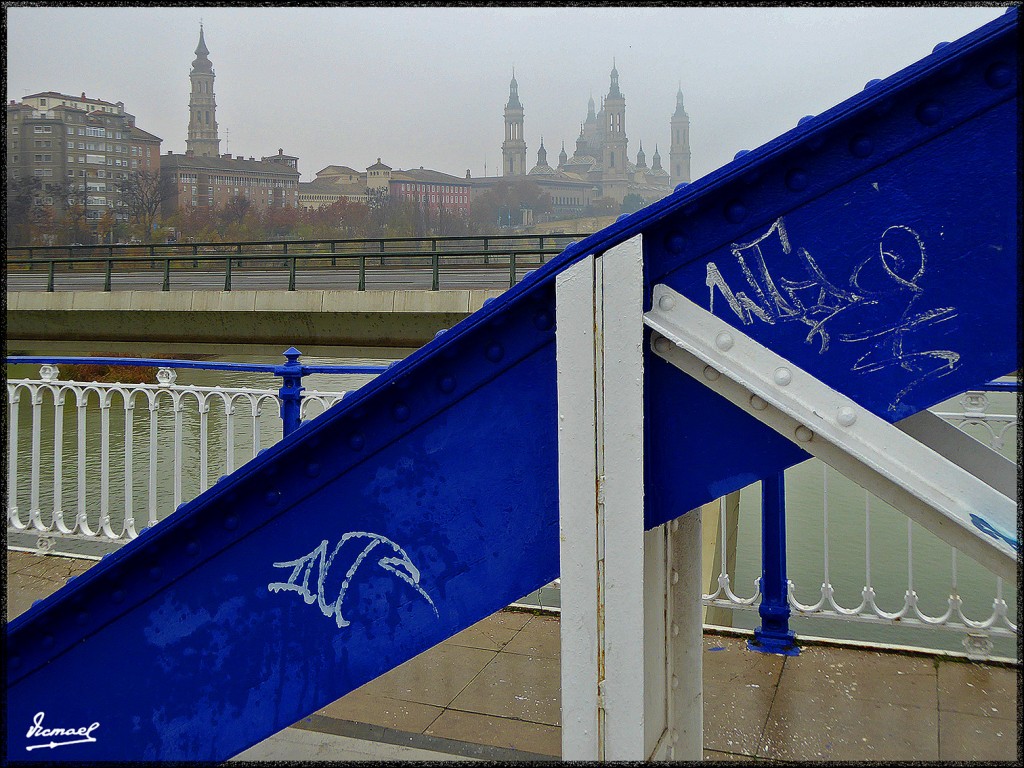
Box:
119, 168, 176, 239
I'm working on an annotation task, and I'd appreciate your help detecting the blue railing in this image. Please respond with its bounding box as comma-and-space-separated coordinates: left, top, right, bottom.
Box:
6, 348, 390, 437
748, 378, 1019, 656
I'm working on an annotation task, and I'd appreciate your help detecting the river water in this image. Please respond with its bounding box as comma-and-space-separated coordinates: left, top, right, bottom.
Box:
6, 340, 1018, 658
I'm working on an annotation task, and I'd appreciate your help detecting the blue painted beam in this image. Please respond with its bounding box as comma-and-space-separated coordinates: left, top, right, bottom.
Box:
6, 9, 1017, 761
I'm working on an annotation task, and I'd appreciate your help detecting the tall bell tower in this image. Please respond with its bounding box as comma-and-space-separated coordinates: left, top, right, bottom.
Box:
502, 71, 527, 176
669, 85, 691, 187
186, 24, 220, 158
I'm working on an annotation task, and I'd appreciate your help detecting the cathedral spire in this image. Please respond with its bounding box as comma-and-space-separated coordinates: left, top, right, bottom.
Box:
608, 60, 621, 98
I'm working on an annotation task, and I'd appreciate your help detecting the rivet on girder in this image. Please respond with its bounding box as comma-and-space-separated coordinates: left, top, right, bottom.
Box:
658, 294, 676, 311
715, 331, 734, 351
671, 570, 679, 585
533, 311, 553, 331
785, 169, 808, 191
112, 590, 125, 603
773, 367, 792, 386
671, 623, 680, 637
986, 62, 1012, 89
393, 403, 410, 422
149, 566, 162, 581
305, 463, 321, 478
77, 612, 88, 625
653, 335, 672, 354
224, 515, 239, 531
726, 201, 747, 223
798, 115, 814, 125
795, 425, 814, 443
864, 78, 882, 90
670, 519, 679, 532
665, 232, 686, 254
349, 433, 365, 451
671, 675, 680, 690
916, 101, 943, 125
836, 406, 857, 427
186, 541, 199, 556
703, 366, 721, 382
42, 635, 53, 648
850, 134, 873, 158
750, 395, 768, 411
486, 343, 504, 362
438, 375, 456, 393
672, 731, 679, 743
264, 490, 281, 506
932, 41, 949, 53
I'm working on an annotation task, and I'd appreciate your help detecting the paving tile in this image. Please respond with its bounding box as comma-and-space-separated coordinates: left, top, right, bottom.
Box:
704, 675, 777, 756
445, 610, 531, 653
937, 660, 1018, 719
759, 690, 938, 761
938, 708, 1018, 761
6, 574, 57, 621
779, 644, 938, 709
426, 709, 560, 757
317, 690, 444, 733
450, 652, 560, 726
502, 615, 560, 659
359, 643, 497, 709
702, 635, 784, 757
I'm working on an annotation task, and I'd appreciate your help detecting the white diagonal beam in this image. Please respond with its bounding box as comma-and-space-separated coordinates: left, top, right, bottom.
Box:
644, 284, 1017, 582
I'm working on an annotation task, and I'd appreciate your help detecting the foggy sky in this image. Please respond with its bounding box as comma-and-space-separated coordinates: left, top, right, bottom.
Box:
5, 6, 1008, 183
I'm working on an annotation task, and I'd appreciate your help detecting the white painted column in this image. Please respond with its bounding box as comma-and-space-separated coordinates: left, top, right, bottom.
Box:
598, 236, 648, 761
555, 254, 600, 759
557, 235, 704, 761
667, 506, 703, 760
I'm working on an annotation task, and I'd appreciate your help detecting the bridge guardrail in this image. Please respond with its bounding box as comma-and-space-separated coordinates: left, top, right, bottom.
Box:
6, 233, 590, 293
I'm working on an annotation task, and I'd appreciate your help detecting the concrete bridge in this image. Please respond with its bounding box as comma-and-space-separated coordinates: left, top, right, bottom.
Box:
6, 289, 502, 348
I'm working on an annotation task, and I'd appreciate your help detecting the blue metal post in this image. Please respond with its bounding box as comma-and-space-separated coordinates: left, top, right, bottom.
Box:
749, 471, 799, 655
275, 347, 305, 437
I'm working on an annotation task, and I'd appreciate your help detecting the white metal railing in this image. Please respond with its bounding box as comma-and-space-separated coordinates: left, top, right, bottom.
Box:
702, 388, 1018, 656
6, 365, 347, 544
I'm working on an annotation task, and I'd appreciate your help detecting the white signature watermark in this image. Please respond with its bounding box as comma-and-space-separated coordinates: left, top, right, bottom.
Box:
25, 711, 100, 751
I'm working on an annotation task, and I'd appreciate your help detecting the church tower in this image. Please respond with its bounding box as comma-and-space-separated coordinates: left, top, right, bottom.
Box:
601, 62, 629, 201
186, 24, 220, 158
669, 85, 691, 186
502, 72, 527, 176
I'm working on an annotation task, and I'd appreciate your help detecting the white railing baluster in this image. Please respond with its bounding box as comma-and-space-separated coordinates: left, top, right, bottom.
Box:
8, 388, 23, 529
148, 393, 159, 530
75, 390, 94, 536
173, 392, 183, 510
29, 387, 44, 530
123, 390, 136, 537
99, 390, 111, 535
53, 388, 71, 534
225, 394, 237, 475
199, 393, 210, 493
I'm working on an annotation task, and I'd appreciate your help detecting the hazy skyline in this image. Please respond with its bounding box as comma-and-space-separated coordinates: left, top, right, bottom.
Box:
5, 6, 1008, 184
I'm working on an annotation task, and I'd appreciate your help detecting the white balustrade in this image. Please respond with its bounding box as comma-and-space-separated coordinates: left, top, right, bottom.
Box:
6, 366, 347, 544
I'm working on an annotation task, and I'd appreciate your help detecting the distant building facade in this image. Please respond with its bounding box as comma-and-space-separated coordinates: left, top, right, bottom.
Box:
5, 90, 161, 233
299, 160, 470, 217
163, 26, 299, 214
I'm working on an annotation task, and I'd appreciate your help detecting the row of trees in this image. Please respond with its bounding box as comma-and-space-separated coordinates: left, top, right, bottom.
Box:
5, 169, 175, 247
6, 173, 645, 248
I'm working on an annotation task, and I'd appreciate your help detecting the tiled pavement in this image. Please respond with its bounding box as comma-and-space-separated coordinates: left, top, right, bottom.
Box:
7, 550, 1020, 761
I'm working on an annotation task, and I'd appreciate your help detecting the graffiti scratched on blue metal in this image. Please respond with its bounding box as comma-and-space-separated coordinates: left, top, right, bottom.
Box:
6, 10, 1017, 761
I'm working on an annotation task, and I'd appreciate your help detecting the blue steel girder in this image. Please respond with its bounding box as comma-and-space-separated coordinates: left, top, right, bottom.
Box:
5, 9, 1017, 762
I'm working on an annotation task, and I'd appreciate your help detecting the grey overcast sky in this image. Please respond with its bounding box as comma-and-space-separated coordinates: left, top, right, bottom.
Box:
5, 5, 1008, 183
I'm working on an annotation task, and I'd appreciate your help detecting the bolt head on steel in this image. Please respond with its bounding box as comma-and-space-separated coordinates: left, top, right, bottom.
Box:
653, 335, 672, 354
658, 294, 676, 311
837, 406, 857, 427
702, 365, 721, 381
715, 331, 734, 351
795, 425, 814, 442
773, 367, 792, 386
750, 395, 768, 411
